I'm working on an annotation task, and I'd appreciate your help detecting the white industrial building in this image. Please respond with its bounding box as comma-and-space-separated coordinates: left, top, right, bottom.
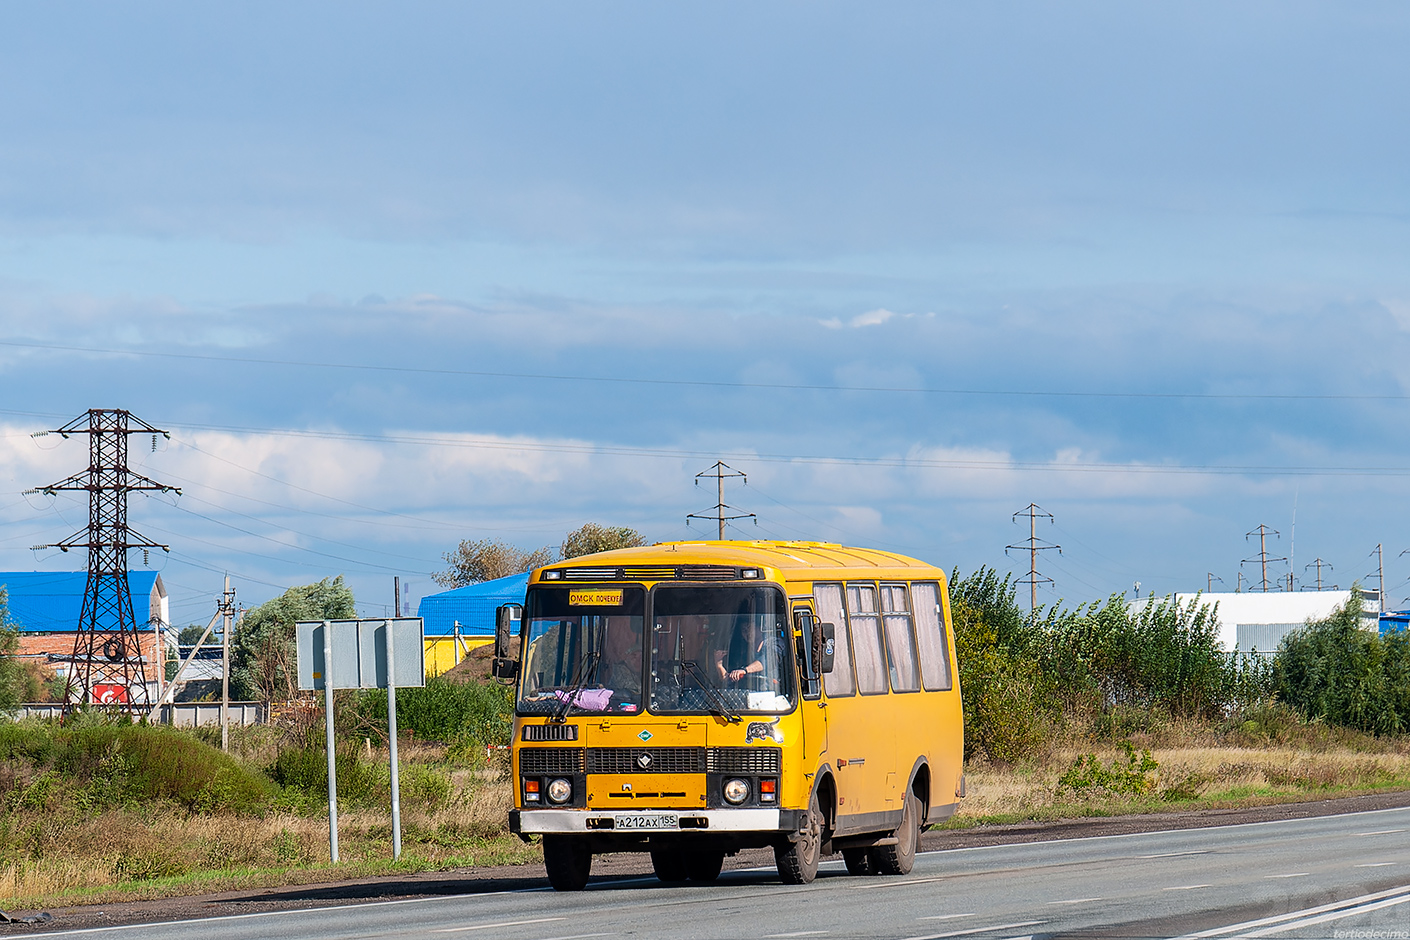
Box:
1143, 590, 1379, 655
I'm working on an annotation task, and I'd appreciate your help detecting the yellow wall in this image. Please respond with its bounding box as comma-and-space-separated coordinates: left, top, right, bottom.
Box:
423, 635, 492, 677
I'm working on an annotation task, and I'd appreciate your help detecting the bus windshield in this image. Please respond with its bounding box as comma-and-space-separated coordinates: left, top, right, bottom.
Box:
649, 585, 795, 715
518, 587, 645, 716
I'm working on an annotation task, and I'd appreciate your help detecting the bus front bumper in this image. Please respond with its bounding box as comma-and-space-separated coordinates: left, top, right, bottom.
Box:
511, 808, 804, 834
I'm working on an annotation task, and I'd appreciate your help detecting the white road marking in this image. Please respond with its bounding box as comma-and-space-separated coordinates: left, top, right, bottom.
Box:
855, 876, 949, 890
1357, 862, 1396, 867
1164, 884, 1213, 890
1241, 892, 1410, 937
535, 935, 613, 940
900, 920, 1044, 940
1140, 850, 1211, 859
1173, 883, 1410, 938
1263, 872, 1308, 878
434, 917, 566, 933
917, 914, 978, 921
1358, 828, 1407, 835
763, 932, 830, 937
1047, 897, 1102, 904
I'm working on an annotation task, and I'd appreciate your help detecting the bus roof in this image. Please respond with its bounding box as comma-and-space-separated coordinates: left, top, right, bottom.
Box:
535, 540, 945, 582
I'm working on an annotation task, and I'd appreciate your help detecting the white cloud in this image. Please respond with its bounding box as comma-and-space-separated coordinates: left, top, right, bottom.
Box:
850, 308, 895, 328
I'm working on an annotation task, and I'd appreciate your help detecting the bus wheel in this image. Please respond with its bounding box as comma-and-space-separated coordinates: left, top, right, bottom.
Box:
543, 835, 592, 891
775, 789, 823, 884
873, 790, 919, 876
842, 848, 874, 875
686, 850, 725, 882
651, 848, 689, 883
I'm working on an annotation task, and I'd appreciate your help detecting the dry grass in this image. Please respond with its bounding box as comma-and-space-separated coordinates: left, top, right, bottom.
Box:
0, 751, 536, 911
952, 742, 1410, 826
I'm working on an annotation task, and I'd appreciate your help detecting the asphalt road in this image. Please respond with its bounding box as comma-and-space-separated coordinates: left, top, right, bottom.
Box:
25, 805, 1410, 940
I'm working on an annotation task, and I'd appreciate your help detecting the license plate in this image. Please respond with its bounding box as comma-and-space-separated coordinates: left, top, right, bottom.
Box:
614, 813, 679, 830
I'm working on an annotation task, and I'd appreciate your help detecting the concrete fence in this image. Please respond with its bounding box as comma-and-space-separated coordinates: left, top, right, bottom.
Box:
10, 701, 267, 727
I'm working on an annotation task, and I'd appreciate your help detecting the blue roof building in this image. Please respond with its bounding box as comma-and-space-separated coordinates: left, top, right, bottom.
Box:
0, 571, 169, 632
417, 572, 528, 637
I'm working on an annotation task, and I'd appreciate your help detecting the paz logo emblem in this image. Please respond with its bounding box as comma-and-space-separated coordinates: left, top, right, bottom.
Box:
637, 729, 653, 742
637, 752, 653, 770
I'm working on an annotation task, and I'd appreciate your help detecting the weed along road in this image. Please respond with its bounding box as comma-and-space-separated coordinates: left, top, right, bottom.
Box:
20, 803, 1410, 940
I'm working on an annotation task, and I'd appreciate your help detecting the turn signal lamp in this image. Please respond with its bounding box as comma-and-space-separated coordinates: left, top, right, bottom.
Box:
524, 779, 541, 803
759, 779, 777, 803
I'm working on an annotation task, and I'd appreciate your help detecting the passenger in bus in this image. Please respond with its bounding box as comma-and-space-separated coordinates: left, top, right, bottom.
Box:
595, 618, 642, 710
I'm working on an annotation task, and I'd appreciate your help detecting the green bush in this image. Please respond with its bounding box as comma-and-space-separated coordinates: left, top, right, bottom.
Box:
1274, 592, 1410, 735
0, 719, 272, 814
1057, 742, 1159, 796
268, 743, 382, 807
350, 675, 513, 750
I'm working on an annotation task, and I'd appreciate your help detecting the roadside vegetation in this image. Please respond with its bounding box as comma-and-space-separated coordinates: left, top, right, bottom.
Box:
949, 567, 1410, 826
3, 550, 1410, 911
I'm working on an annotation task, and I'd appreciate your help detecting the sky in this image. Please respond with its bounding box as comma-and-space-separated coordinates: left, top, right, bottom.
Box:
3, 2, 1410, 626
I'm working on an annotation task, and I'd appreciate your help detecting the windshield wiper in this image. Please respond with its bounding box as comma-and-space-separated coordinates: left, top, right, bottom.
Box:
550, 650, 600, 723
678, 659, 741, 723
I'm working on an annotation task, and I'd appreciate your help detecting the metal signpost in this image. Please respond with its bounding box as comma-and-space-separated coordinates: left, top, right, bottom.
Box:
296, 617, 424, 863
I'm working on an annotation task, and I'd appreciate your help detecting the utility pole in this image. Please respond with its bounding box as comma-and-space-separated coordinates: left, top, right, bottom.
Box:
1305, 558, 1332, 591
1237, 571, 1245, 592
686, 461, 755, 539
220, 575, 234, 752
27, 409, 180, 715
1369, 544, 1385, 611
1207, 573, 1223, 592
1241, 525, 1285, 593
1005, 503, 1060, 618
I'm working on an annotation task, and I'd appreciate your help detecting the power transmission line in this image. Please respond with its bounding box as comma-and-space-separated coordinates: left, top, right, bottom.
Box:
1241, 525, 1285, 593
1304, 558, 1333, 591
1006, 503, 1061, 618
26, 409, 180, 715
686, 461, 755, 539
6, 338, 1410, 402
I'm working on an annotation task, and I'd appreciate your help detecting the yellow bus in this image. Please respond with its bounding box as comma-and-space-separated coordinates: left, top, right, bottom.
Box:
493, 540, 964, 891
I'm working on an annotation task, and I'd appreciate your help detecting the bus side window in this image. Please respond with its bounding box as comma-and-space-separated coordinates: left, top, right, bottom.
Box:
846, 583, 888, 695
815, 583, 855, 697
911, 582, 953, 691
880, 583, 920, 692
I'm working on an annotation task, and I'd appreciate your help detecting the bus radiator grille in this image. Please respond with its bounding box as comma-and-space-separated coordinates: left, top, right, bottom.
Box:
586, 747, 706, 774
707, 747, 782, 775
519, 747, 586, 775
522, 724, 579, 742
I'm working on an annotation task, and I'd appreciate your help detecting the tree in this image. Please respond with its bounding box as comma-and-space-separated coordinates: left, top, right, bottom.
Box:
229, 577, 356, 702
433, 539, 557, 588
561, 523, 646, 559
178, 623, 209, 644
0, 587, 22, 712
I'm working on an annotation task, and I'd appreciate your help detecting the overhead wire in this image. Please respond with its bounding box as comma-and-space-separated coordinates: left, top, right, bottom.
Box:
3, 338, 1408, 403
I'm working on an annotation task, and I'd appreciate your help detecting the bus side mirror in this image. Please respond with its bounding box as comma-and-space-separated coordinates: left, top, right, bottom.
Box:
492, 604, 522, 680
815, 622, 836, 675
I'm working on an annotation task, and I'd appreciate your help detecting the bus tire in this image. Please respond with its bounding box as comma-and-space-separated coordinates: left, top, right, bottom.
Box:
686, 850, 725, 882
842, 848, 874, 875
873, 790, 919, 876
651, 848, 689, 883
543, 835, 592, 891
775, 789, 823, 884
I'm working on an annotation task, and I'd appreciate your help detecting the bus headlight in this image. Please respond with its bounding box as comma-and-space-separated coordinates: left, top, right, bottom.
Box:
723, 778, 750, 804
547, 778, 573, 804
